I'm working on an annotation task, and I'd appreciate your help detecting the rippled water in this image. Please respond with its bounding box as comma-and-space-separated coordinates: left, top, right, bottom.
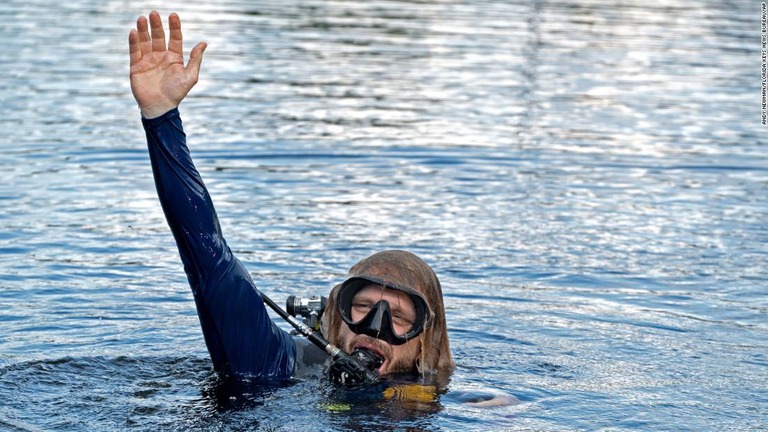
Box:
1, 0, 766, 430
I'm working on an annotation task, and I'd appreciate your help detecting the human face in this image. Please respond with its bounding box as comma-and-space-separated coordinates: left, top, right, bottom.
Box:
337, 284, 422, 375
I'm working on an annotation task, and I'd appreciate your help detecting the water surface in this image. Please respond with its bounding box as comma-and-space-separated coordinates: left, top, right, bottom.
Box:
0, 0, 766, 430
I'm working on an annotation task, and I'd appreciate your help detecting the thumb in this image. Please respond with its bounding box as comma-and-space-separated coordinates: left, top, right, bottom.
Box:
186, 41, 207, 81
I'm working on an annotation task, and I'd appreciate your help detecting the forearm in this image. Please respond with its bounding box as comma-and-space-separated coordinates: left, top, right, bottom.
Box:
141, 109, 296, 379
142, 108, 226, 289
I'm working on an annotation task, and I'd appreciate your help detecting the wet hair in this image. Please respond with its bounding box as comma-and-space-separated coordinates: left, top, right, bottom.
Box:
323, 250, 455, 374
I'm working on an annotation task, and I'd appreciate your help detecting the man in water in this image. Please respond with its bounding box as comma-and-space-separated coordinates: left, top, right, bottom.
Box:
128, 11, 454, 382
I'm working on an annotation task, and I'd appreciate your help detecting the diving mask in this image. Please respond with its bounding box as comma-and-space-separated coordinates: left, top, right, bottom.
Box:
336, 275, 432, 345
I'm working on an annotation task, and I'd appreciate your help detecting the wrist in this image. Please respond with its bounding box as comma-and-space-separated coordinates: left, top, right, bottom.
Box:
140, 103, 179, 119
141, 107, 180, 127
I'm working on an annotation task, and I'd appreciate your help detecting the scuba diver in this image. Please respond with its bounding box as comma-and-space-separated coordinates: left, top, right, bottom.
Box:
128, 11, 455, 386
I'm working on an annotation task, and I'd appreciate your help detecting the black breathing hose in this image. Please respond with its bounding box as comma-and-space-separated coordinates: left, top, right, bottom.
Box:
260, 292, 381, 386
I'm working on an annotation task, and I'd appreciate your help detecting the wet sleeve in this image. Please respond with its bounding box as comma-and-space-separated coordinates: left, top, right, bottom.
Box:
141, 108, 296, 380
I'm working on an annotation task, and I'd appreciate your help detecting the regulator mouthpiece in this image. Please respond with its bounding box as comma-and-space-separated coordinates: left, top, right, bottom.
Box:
328, 348, 384, 387
352, 348, 384, 372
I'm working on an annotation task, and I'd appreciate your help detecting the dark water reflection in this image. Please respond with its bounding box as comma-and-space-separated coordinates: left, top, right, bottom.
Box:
1, 0, 766, 430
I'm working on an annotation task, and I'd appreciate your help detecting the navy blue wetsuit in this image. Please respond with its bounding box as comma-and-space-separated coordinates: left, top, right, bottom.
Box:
142, 109, 322, 380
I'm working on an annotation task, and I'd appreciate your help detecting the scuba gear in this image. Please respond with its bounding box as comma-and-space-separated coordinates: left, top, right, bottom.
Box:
286, 295, 326, 331
328, 348, 384, 387
264, 274, 432, 385
336, 275, 432, 345
261, 292, 380, 387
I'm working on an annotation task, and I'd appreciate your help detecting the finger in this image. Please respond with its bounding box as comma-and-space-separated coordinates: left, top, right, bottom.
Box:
129, 29, 143, 66
149, 10, 166, 52
185, 42, 208, 82
137, 15, 151, 56
168, 13, 183, 55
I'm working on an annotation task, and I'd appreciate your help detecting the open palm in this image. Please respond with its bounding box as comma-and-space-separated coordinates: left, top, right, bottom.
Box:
129, 11, 206, 119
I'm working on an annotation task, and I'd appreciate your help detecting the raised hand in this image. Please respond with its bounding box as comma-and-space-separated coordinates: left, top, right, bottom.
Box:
129, 11, 207, 119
